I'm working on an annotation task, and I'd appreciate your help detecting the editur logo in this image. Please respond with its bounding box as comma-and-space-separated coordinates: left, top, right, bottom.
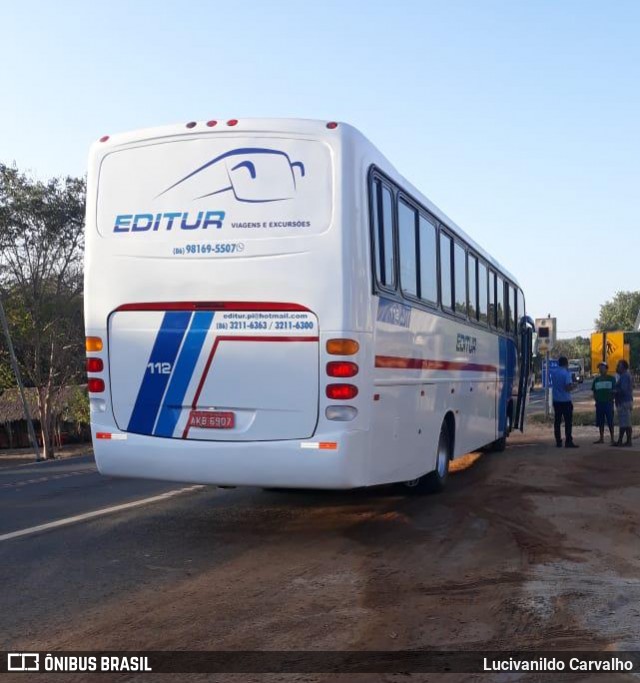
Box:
113, 210, 224, 233
112, 147, 306, 234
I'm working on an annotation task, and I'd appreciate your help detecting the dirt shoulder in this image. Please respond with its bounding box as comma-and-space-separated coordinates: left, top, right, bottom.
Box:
0, 442, 92, 468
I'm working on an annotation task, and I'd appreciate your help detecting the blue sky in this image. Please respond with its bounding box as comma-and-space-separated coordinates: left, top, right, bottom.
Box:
2, 0, 639, 337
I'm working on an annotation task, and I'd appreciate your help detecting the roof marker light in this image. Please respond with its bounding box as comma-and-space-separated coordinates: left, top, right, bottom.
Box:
227, 119, 238, 126
99, 135, 110, 142
206, 120, 218, 127
186, 121, 197, 129
326, 122, 338, 129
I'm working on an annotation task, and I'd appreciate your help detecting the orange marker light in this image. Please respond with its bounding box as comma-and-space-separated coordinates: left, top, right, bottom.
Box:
326, 339, 359, 355
85, 336, 103, 352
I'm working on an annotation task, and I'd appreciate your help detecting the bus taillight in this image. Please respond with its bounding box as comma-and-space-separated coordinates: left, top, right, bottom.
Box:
86, 358, 104, 373
326, 384, 358, 400
88, 378, 105, 393
327, 361, 358, 378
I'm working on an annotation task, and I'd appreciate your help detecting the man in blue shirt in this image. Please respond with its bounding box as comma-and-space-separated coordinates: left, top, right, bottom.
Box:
613, 359, 634, 447
552, 356, 578, 448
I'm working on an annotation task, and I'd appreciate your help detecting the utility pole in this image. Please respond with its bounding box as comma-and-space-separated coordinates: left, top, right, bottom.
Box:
0, 296, 41, 461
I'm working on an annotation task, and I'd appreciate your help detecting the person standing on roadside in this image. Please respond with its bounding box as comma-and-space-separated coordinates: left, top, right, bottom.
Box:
552, 356, 579, 448
591, 362, 616, 444
613, 359, 634, 447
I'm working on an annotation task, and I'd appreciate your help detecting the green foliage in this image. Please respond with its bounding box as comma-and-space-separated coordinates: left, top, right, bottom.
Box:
551, 336, 591, 363
624, 332, 640, 373
530, 411, 640, 426
0, 164, 86, 389
0, 359, 13, 392
595, 291, 640, 332
0, 163, 86, 457
62, 385, 90, 426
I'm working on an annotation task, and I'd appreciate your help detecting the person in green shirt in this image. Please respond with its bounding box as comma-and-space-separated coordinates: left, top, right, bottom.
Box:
591, 362, 616, 444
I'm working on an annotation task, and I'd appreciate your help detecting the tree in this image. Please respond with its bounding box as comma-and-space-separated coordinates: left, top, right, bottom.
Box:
551, 336, 591, 362
0, 164, 85, 458
595, 291, 640, 332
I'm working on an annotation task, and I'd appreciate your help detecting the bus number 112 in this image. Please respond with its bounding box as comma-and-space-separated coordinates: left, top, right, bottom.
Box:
147, 362, 172, 374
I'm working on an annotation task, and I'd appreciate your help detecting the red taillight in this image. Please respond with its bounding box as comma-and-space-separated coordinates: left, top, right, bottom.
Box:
327, 361, 358, 378
227, 119, 238, 126
206, 120, 218, 127
88, 378, 105, 393
326, 121, 338, 129
186, 121, 197, 129
326, 384, 358, 400
99, 135, 110, 142
86, 358, 104, 373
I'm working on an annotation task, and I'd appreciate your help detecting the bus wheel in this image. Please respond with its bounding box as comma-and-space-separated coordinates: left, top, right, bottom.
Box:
404, 421, 451, 494
487, 436, 506, 452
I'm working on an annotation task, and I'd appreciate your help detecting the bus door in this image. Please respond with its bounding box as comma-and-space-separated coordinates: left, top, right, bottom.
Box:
514, 316, 535, 430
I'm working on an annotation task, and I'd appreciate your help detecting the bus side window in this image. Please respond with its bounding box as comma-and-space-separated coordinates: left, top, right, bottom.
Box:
439, 232, 453, 311
371, 179, 395, 289
398, 199, 418, 298
488, 270, 497, 327
509, 284, 517, 335
418, 214, 438, 305
468, 254, 478, 321
496, 276, 505, 330
478, 262, 488, 325
380, 185, 395, 288
453, 242, 466, 316
517, 288, 525, 327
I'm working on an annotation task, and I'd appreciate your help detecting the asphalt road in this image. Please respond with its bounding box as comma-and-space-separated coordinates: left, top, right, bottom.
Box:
0, 455, 190, 537
527, 378, 591, 409
1, 427, 638, 683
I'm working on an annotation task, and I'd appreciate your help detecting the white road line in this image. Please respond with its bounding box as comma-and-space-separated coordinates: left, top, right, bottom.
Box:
0, 485, 207, 542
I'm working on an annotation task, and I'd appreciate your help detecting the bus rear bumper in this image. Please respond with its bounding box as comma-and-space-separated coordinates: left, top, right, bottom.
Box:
92, 428, 369, 489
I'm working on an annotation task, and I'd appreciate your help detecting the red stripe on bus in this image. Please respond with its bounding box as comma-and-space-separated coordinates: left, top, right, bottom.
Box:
375, 355, 497, 373
115, 302, 311, 312
182, 335, 319, 439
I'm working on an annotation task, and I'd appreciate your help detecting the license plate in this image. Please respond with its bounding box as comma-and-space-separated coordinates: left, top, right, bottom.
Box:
187, 410, 235, 429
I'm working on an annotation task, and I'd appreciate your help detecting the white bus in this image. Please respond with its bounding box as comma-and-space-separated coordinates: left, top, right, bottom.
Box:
85, 118, 533, 492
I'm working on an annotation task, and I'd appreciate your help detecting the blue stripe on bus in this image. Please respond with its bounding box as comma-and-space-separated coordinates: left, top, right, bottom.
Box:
153, 311, 215, 437
127, 311, 192, 435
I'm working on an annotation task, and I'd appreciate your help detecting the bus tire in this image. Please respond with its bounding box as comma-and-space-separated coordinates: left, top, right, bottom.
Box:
488, 436, 506, 452
404, 421, 450, 494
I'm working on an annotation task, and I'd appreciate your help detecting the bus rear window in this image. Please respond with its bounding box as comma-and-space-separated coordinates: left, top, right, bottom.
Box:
96, 137, 333, 240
